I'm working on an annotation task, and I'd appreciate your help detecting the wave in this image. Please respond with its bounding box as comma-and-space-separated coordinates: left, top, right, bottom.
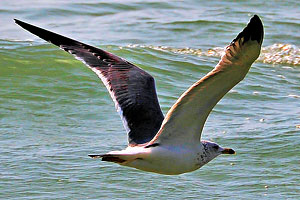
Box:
126, 43, 300, 66
2, 39, 299, 66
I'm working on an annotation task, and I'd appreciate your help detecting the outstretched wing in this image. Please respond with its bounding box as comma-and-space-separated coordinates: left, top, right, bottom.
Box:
15, 19, 164, 146
150, 15, 264, 145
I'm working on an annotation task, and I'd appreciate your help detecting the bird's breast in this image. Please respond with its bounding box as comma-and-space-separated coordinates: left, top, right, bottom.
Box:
125, 145, 201, 175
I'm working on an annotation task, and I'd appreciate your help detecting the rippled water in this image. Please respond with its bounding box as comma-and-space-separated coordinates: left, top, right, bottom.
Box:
1, 1, 299, 199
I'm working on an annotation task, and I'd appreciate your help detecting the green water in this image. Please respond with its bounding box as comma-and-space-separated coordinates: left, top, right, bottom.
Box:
1, 1, 299, 199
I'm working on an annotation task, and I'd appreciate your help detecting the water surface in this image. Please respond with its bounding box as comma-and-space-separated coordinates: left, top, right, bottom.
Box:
0, 1, 299, 199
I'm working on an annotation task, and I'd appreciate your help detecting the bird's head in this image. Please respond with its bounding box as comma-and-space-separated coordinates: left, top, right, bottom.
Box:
202, 140, 235, 160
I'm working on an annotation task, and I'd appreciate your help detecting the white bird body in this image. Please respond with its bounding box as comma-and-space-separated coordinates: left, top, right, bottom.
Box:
111, 144, 202, 175
15, 15, 263, 175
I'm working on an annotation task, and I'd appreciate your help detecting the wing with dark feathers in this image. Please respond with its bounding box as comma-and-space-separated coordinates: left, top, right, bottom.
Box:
15, 19, 164, 146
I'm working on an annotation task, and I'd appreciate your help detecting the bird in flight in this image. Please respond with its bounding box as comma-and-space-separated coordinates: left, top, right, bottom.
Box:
15, 15, 263, 175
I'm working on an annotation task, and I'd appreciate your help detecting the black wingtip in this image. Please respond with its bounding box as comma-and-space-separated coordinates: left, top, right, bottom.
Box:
14, 18, 80, 48
14, 19, 44, 40
14, 19, 27, 27
233, 15, 264, 45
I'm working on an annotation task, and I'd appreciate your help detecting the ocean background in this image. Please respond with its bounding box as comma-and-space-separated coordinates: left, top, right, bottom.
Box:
0, 0, 299, 199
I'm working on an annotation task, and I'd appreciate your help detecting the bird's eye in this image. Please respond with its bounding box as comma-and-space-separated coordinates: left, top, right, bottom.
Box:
213, 145, 218, 150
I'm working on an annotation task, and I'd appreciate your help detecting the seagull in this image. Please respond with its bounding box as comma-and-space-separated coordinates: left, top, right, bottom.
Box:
15, 15, 263, 175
